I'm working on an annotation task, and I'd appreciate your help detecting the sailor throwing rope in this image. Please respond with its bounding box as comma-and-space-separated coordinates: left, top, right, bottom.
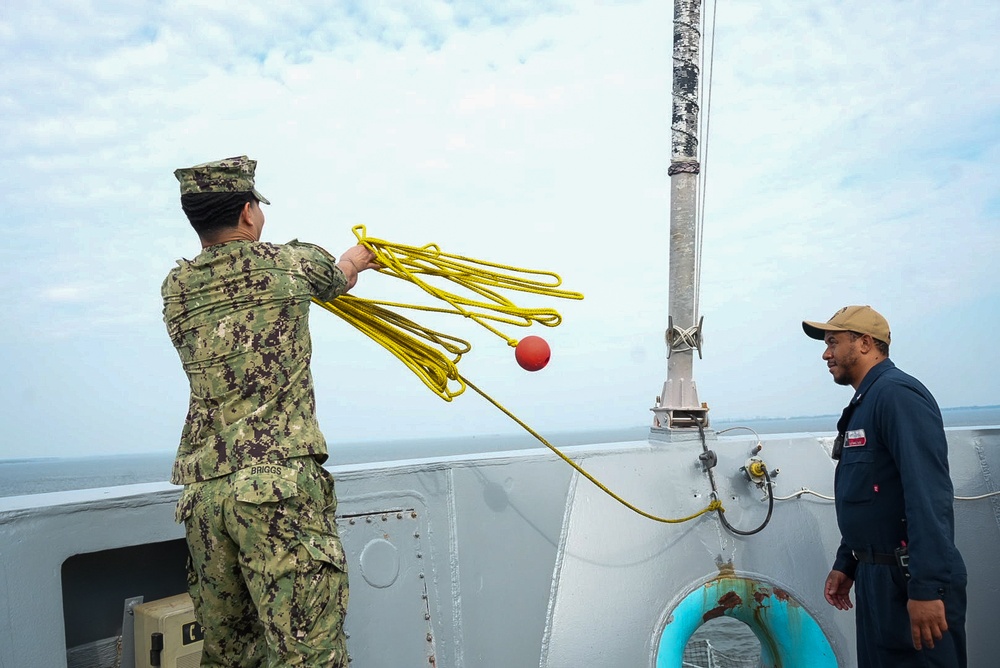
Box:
164, 155, 378, 667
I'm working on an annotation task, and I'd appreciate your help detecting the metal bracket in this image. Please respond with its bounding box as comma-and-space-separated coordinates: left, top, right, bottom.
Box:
120, 595, 144, 668
698, 450, 718, 471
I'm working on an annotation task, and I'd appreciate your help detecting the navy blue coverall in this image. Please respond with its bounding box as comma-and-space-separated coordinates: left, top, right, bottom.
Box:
832, 359, 967, 667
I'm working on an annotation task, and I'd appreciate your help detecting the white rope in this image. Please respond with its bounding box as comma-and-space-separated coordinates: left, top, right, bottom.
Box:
956, 491, 1000, 501
693, 0, 719, 322
716, 425, 763, 442
773, 488, 835, 502
772, 488, 1000, 502
666, 323, 702, 356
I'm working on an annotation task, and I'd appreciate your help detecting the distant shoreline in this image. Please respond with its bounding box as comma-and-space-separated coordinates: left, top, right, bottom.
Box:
3, 406, 999, 499
2, 405, 998, 466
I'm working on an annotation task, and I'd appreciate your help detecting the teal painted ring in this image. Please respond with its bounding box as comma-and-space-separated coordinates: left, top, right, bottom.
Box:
656, 574, 838, 667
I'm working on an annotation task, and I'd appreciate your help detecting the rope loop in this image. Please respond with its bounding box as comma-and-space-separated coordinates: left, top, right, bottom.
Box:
317, 229, 718, 524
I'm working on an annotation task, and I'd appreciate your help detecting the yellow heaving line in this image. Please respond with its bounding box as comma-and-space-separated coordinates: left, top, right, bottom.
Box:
313, 225, 723, 524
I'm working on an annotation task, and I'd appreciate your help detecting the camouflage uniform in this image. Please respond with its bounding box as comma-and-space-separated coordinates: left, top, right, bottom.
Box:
164, 156, 350, 667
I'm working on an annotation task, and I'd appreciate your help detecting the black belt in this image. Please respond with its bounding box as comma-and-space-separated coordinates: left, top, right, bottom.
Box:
852, 549, 897, 565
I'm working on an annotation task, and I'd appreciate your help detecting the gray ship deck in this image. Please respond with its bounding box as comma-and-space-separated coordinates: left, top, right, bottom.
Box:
2, 426, 998, 667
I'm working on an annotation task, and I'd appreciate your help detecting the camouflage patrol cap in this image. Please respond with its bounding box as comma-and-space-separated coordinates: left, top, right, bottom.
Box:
174, 155, 271, 204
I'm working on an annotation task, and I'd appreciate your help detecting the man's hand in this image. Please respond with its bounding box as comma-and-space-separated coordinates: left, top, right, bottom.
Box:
340, 245, 380, 273
824, 570, 854, 610
908, 599, 947, 650
337, 245, 381, 290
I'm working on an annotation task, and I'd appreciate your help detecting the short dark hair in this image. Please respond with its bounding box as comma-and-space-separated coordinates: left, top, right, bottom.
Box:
848, 331, 890, 356
873, 338, 889, 356
180, 191, 257, 238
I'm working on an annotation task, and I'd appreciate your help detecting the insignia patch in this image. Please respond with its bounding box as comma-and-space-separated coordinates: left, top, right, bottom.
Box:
846, 429, 866, 447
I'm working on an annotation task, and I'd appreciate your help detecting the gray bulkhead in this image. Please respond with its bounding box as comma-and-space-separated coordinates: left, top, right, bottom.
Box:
1, 427, 999, 667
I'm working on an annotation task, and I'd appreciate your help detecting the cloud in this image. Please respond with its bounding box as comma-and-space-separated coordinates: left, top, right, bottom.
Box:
0, 0, 998, 458
40, 284, 89, 303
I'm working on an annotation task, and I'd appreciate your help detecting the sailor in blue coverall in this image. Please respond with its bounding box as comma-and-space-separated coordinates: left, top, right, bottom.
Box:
803, 305, 966, 668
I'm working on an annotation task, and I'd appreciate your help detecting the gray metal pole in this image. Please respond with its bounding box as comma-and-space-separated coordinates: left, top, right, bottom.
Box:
651, 0, 708, 436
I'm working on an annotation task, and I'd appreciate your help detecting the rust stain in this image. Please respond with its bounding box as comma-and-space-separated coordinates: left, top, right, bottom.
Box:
719, 591, 742, 608
751, 605, 782, 667
702, 606, 725, 622
702, 590, 743, 622
674, 577, 808, 667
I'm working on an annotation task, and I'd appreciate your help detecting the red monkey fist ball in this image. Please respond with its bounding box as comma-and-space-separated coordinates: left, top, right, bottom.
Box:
515, 336, 550, 371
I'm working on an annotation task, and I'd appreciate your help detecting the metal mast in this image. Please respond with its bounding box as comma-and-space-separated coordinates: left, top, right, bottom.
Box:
650, 0, 709, 436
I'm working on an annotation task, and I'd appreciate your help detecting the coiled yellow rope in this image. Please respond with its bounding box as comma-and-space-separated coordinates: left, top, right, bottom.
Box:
313, 226, 722, 524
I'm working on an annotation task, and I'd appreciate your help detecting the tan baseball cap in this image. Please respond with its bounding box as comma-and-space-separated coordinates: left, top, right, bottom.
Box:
802, 305, 891, 344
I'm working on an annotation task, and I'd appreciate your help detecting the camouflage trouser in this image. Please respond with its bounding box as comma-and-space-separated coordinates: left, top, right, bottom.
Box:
176, 456, 349, 667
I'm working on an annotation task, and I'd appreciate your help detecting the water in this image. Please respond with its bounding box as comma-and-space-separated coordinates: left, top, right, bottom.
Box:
685, 619, 762, 666
685, 617, 764, 666
2, 406, 997, 499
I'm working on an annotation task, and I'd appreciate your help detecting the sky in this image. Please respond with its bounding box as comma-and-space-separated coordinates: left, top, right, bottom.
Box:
1, 0, 998, 460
